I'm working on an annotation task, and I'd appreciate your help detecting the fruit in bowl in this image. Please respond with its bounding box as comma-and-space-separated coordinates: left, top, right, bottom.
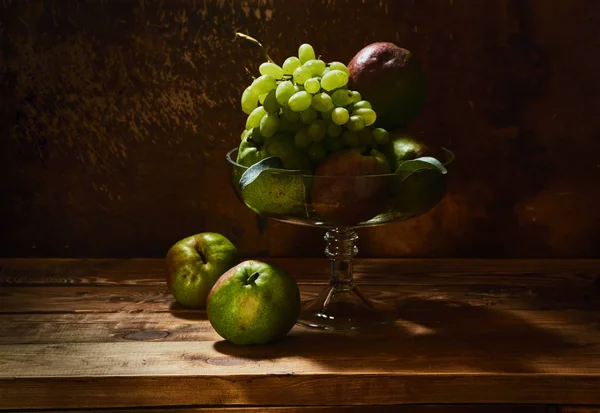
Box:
381, 130, 430, 172
391, 165, 447, 218
229, 35, 449, 227
347, 42, 426, 130
385, 131, 448, 218
235, 133, 311, 217
311, 148, 390, 226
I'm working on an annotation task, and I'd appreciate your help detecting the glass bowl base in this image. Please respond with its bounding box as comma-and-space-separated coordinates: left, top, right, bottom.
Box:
297, 285, 398, 330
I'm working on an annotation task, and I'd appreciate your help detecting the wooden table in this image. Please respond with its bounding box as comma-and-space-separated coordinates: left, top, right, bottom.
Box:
1, 258, 600, 412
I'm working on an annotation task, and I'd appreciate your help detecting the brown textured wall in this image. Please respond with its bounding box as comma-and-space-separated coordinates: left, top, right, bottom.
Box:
1, 0, 599, 258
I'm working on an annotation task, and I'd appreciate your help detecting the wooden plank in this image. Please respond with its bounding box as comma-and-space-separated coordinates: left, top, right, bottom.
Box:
3, 337, 600, 378
0, 284, 174, 313
0, 373, 598, 409
30, 405, 549, 413
2, 280, 599, 314
1, 258, 599, 286
561, 406, 600, 413
0, 258, 168, 286
2, 317, 600, 406
1, 310, 599, 345
0, 312, 219, 344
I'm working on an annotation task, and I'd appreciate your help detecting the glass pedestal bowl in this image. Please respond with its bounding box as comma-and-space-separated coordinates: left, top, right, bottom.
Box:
226, 148, 449, 330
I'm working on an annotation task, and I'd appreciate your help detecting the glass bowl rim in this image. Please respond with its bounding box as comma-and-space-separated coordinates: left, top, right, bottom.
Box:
227, 147, 415, 179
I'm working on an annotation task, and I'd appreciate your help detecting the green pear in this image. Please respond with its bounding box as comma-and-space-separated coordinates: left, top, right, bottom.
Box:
381, 131, 429, 172
234, 134, 312, 217
207, 260, 301, 345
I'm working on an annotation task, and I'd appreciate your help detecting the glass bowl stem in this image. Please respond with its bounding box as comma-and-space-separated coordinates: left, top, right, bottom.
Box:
297, 227, 398, 330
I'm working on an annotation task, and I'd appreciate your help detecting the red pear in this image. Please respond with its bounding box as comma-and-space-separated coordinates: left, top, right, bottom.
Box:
348, 42, 425, 130
311, 148, 391, 226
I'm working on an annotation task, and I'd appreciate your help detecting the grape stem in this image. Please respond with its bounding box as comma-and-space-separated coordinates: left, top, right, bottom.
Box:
247, 136, 263, 148
235, 32, 274, 63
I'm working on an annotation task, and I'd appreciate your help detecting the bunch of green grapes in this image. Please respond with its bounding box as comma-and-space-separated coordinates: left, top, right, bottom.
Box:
240, 43, 390, 163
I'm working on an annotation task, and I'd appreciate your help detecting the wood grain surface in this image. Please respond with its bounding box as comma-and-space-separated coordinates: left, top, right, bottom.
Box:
17, 407, 548, 413
1, 259, 600, 410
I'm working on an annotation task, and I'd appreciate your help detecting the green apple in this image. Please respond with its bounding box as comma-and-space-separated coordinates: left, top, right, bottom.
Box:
381, 130, 429, 172
207, 260, 301, 345
165, 233, 239, 308
311, 147, 391, 225
234, 134, 312, 217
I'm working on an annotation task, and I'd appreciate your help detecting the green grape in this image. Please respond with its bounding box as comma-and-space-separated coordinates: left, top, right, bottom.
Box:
259, 62, 284, 79
353, 108, 376, 126
320, 70, 349, 91
288, 91, 312, 112
312, 92, 334, 112
246, 106, 267, 130
304, 59, 326, 76
251, 75, 277, 95
298, 43, 316, 64
308, 142, 326, 162
294, 128, 311, 149
324, 134, 345, 152
282, 106, 300, 122
258, 93, 268, 104
293, 66, 312, 85
300, 107, 318, 124
263, 90, 281, 113
351, 91, 362, 103
331, 89, 354, 107
282, 56, 301, 75
358, 128, 373, 146
331, 107, 349, 125
247, 126, 264, 144
241, 87, 259, 115
328, 61, 349, 75
327, 122, 342, 138
321, 67, 331, 77
372, 128, 390, 144
260, 112, 279, 138
304, 77, 321, 94
353, 100, 372, 110
347, 115, 365, 132
307, 119, 327, 142
276, 80, 295, 106
342, 130, 360, 147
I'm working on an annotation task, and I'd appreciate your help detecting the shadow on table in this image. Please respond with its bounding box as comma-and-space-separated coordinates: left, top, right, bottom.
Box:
167, 301, 208, 320
213, 295, 589, 375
